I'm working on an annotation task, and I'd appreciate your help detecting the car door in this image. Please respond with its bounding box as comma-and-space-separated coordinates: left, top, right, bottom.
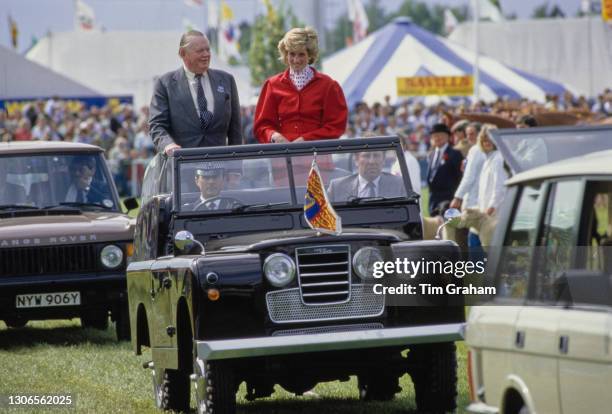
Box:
513, 179, 585, 413
556, 180, 612, 412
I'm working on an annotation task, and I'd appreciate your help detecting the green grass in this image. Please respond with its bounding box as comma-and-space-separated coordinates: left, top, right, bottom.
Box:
0, 319, 470, 413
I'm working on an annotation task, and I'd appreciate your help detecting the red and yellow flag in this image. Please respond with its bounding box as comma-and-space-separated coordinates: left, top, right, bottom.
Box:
304, 158, 342, 235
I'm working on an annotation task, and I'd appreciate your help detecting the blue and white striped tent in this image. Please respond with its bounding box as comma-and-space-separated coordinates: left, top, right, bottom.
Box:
322, 17, 568, 108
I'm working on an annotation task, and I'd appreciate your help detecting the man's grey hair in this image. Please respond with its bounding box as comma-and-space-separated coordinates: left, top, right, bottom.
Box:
179, 30, 207, 51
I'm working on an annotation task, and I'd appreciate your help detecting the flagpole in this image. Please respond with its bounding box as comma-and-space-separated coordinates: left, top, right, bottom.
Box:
472, 0, 480, 102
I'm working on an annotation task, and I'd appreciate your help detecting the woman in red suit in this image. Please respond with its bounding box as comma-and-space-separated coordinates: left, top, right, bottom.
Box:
254, 27, 348, 144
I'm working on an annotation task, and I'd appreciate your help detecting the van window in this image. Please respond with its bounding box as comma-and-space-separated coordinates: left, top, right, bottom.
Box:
496, 183, 543, 299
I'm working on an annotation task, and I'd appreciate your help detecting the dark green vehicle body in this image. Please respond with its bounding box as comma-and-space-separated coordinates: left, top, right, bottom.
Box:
127, 137, 464, 413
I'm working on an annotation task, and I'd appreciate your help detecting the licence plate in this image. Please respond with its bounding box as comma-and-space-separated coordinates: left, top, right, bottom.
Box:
16, 291, 81, 308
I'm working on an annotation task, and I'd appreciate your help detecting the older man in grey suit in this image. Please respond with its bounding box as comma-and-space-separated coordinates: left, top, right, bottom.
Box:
327, 151, 406, 203
150, 30, 243, 155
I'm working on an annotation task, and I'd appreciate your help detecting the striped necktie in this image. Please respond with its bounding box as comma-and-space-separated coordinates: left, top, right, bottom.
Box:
195, 74, 213, 130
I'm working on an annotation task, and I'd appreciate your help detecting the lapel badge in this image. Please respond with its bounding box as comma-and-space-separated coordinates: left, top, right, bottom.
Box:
217, 85, 225, 93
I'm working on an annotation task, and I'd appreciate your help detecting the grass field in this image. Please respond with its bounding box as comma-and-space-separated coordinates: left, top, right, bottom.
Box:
0, 319, 470, 413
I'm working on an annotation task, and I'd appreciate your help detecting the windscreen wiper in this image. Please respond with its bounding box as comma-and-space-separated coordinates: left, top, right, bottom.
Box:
51, 202, 113, 210
346, 194, 420, 205
231, 202, 290, 213
0, 204, 40, 211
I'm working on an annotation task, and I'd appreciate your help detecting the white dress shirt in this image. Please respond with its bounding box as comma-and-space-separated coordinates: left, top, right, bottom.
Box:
357, 175, 381, 198
454, 145, 486, 209
183, 65, 215, 116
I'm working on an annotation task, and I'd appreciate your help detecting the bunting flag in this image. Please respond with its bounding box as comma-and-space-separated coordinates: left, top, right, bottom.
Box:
8, 15, 18, 49
346, 0, 369, 43
304, 158, 342, 235
75, 0, 96, 31
218, 1, 241, 61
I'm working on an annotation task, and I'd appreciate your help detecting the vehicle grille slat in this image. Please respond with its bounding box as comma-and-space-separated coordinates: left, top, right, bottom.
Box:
300, 281, 349, 287
296, 245, 351, 305
300, 271, 349, 277
299, 261, 348, 267
0, 244, 100, 277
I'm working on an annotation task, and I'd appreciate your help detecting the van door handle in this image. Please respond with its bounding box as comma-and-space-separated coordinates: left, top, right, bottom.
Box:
515, 331, 525, 348
559, 335, 569, 354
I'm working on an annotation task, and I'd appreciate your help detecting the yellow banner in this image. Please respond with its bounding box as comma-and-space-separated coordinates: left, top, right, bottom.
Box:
603, 0, 612, 22
397, 75, 474, 96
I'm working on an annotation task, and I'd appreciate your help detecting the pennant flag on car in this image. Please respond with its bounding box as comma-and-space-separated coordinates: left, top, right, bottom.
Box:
304, 157, 342, 235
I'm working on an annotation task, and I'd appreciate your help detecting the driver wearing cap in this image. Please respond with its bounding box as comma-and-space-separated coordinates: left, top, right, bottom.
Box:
187, 161, 227, 211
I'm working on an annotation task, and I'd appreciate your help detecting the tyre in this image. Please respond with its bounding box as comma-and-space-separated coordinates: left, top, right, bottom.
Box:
194, 358, 236, 414
80, 310, 109, 330
4, 316, 28, 328
152, 366, 190, 412
410, 342, 457, 413
114, 304, 130, 341
357, 372, 400, 401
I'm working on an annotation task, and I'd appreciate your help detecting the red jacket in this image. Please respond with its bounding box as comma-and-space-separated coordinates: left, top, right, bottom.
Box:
254, 68, 348, 143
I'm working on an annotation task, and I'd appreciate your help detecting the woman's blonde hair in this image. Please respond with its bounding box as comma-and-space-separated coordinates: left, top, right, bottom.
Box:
477, 124, 498, 153
278, 27, 319, 66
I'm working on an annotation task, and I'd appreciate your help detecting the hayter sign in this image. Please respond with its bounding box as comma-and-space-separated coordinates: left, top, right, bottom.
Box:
397, 75, 474, 96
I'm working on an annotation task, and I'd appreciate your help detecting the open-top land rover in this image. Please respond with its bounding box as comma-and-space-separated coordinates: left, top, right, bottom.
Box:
127, 136, 465, 413
0, 141, 135, 340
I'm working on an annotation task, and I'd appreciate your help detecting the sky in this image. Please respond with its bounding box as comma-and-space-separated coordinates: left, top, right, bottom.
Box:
1, 0, 584, 54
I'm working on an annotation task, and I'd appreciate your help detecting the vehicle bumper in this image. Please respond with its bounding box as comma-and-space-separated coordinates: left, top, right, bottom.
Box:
196, 322, 465, 361
466, 402, 500, 414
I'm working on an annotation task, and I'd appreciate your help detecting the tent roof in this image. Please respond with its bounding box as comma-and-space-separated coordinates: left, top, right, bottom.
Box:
449, 16, 611, 97
0, 44, 101, 100
26, 31, 253, 108
323, 17, 568, 108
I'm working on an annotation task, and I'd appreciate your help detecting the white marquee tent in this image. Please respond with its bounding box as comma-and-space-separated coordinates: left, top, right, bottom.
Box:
0, 44, 101, 100
323, 18, 569, 108
449, 16, 612, 98
26, 31, 254, 108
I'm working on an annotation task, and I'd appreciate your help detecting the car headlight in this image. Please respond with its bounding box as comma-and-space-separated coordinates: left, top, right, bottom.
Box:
263, 253, 296, 287
352, 247, 383, 279
101, 245, 124, 269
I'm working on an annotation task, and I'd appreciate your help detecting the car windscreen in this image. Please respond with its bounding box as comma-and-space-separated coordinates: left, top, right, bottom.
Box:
491, 125, 612, 174
0, 153, 118, 210
177, 148, 409, 213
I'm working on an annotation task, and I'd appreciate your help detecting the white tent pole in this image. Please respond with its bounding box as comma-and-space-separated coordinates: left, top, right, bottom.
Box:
472, 0, 480, 101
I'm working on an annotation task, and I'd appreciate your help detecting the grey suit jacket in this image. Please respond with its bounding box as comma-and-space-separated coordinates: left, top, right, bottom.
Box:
327, 173, 406, 203
149, 67, 243, 153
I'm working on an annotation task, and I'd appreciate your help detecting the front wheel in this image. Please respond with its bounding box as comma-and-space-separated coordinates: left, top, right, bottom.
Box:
410, 342, 457, 413
152, 366, 190, 412
194, 358, 236, 414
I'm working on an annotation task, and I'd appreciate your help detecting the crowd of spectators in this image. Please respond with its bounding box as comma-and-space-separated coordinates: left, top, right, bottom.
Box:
1, 88, 610, 197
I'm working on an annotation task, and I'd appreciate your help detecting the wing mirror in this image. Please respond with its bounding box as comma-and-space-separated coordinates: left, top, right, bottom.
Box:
435, 208, 461, 240
174, 231, 205, 255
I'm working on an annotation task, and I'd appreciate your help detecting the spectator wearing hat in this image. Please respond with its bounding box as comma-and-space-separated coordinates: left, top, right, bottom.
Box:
186, 162, 238, 211
451, 120, 470, 157
427, 123, 463, 216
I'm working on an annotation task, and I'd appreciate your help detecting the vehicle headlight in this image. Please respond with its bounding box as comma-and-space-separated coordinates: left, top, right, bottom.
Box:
352, 247, 383, 279
263, 253, 296, 287
101, 245, 124, 269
